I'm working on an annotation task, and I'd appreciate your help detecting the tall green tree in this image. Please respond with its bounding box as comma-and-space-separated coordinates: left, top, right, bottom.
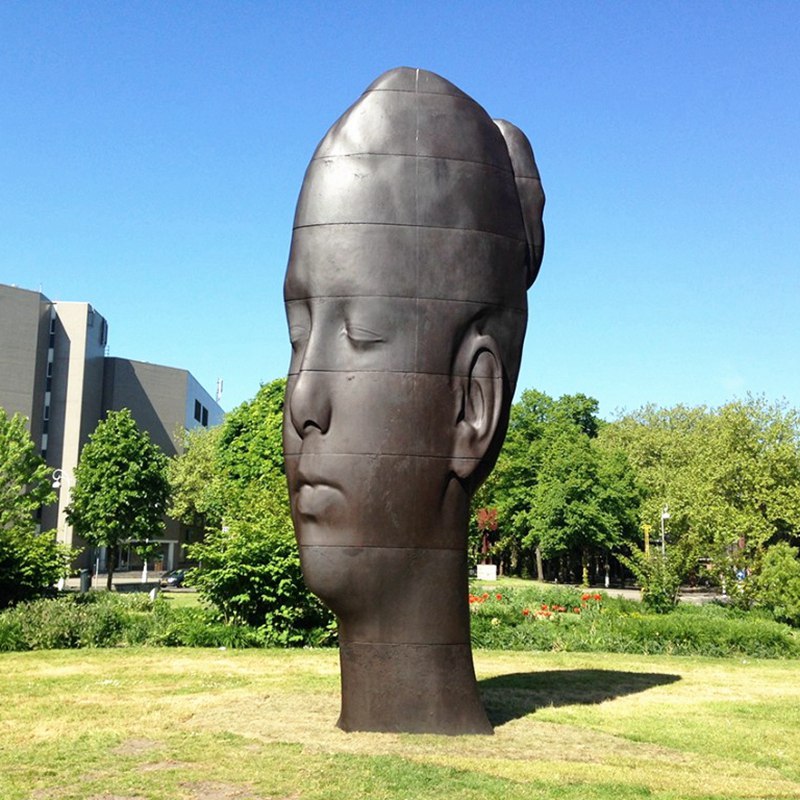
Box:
525, 424, 641, 583
602, 396, 800, 585
0, 409, 72, 607
473, 390, 640, 582
66, 409, 170, 590
167, 423, 223, 535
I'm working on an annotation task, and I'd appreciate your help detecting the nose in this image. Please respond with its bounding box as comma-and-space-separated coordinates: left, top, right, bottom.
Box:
288, 369, 332, 438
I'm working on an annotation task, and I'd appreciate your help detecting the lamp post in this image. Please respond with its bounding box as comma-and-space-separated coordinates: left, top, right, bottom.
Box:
660, 505, 671, 556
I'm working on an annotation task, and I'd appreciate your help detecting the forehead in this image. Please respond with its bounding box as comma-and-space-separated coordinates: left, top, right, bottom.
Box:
284, 223, 528, 306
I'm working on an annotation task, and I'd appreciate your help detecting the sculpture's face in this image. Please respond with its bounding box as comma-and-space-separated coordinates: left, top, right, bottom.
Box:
283, 224, 465, 583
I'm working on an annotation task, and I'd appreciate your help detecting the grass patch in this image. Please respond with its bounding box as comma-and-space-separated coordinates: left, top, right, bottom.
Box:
158, 590, 202, 609
0, 648, 798, 799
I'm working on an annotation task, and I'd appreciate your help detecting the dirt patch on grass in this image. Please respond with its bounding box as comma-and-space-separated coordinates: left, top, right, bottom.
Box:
112, 738, 162, 756
86, 795, 149, 800
138, 758, 193, 772
180, 781, 267, 800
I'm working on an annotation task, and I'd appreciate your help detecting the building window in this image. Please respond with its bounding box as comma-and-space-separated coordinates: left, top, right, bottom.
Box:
100, 319, 108, 346
194, 400, 202, 422
202, 407, 209, 427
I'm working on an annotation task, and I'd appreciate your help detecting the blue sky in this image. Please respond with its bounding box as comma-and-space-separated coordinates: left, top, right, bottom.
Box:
2, 1, 798, 417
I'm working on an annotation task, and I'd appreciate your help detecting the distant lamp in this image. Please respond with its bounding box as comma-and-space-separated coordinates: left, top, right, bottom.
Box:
52, 468, 64, 489
660, 505, 670, 556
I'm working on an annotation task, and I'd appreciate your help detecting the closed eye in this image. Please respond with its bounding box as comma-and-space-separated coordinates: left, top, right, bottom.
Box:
342, 323, 386, 348
289, 325, 309, 351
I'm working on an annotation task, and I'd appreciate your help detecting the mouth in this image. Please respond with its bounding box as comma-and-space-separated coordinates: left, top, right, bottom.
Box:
294, 477, 344, 519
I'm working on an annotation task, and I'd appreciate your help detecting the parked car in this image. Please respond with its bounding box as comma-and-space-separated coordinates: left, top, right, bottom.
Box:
160, 569, 186, 588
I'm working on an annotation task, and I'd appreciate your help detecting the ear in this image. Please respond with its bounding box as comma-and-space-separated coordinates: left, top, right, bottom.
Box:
451, 332, 504, 481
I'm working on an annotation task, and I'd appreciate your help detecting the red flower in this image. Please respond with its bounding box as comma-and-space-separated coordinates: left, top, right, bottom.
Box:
573, 607, 581, 614
541, 603, 548, 610
581, 593, 591, 601
495, 594, 503, 601
593, 593, 602, 601
482, 592, 489, 600
522, 608, 530, 616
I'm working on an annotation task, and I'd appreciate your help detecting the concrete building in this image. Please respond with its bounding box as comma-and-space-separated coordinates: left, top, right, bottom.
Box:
0, 283, 223, 570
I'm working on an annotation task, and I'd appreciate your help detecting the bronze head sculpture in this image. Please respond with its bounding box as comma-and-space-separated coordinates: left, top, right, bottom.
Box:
283, 67, 544, 734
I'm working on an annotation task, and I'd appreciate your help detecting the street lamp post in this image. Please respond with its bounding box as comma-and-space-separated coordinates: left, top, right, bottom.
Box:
660, 505, 670, 556
51, 468, 65, 489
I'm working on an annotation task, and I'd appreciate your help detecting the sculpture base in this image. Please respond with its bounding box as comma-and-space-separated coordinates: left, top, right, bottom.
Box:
337, 641, 493, 735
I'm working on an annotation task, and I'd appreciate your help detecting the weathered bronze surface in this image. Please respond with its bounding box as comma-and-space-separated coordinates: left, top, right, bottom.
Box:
283, 67, 544, 734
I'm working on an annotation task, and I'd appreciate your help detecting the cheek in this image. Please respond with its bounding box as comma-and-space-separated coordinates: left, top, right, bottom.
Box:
285, 453, 464, 550
284, 371, 457, 458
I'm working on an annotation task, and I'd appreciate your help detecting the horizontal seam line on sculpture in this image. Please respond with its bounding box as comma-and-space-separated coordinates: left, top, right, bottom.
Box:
285, 452, 479, 461
294, 222, 526, 244
286, 369, 501, 379
363, 86, 475, 100
340, 641, 470, 647
287, 372, 472, 379
310, 151, 514, 175
286, 295, 526, 312
298, 544, 466, 551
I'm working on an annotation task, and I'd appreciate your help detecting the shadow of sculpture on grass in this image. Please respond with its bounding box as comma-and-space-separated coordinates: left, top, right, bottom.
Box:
480, 669, 682, 727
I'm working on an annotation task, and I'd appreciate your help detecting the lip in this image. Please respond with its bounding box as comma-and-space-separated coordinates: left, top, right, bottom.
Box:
295, 483, 343, 518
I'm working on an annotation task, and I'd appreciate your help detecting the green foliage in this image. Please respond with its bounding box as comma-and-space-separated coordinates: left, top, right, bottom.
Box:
66, 409, 170, 589
526, 427, 641, 561
473, 390, 641, 581
467, 584, 799, 658
0, 408, 72, 607
187, 517, 332, 644
167, 423, 223, 533
617, 548, 688, 613
750, 542, 800, 626
176, 379, 334, 645
0, 592, 270, 651
602, 397, 800, 580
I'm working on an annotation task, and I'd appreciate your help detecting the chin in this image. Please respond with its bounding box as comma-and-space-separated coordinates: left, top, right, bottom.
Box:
297, 544, 365, 618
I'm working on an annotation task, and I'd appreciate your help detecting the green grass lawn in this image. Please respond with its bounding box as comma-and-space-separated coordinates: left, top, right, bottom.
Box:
158, 590, 202, 609
1, 648, 798, 800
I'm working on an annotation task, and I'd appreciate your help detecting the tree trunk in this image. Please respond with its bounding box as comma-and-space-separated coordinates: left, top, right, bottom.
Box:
106, 546, 117, 591
535, 546, 544, 582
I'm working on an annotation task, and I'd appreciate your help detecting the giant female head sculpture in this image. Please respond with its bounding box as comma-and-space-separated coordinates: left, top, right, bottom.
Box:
283, 67, 544, 734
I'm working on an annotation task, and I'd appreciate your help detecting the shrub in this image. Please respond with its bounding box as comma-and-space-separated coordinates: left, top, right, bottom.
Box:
187, 517, 333, 645
468, 583, 799, 659
617, 548, 684, 613
751, 543, 800, 627
0, 590, 335, 652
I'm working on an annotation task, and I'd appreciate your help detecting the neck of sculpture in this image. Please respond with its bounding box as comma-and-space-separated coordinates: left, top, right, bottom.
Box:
333, 483, 493, 735
336, 639, 492, 734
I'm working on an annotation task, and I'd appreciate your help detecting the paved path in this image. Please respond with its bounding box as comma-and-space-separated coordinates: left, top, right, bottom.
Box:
600, 586, 720, 605
64, 571, 722, 605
